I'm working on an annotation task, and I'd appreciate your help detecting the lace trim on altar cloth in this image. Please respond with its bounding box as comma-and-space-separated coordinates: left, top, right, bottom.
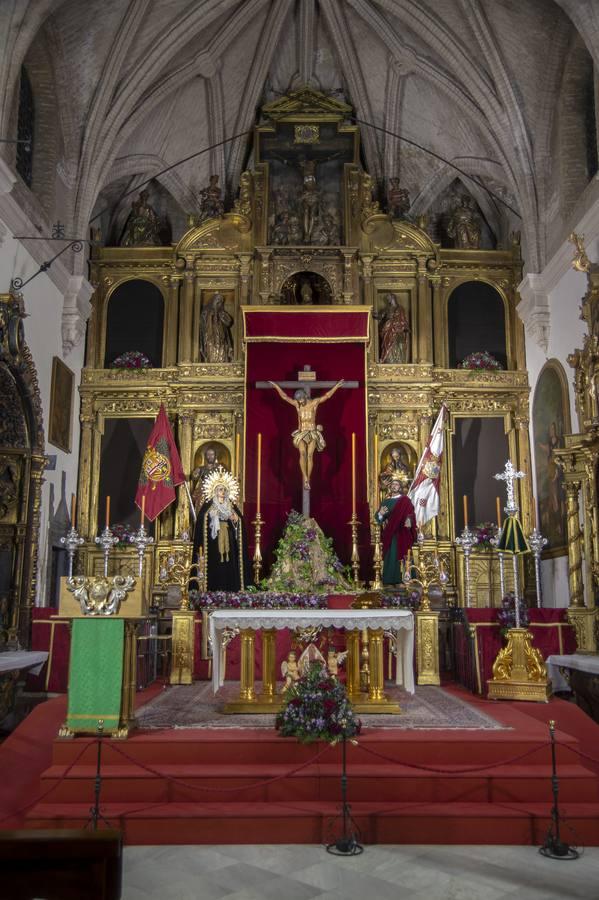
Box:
209, 609, 414, 632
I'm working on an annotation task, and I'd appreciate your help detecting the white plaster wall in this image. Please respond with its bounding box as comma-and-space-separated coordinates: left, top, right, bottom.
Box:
0, 218, 84, 605
523, 232, 599, 607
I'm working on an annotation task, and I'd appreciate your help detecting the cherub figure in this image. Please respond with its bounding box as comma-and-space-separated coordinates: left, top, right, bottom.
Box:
281, 651, 300, 691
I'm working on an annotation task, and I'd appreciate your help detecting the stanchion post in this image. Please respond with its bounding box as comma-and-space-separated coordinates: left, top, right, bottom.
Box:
539, 720, 579, 860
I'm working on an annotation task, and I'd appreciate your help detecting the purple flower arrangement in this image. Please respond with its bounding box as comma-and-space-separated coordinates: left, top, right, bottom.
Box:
457, 350, 502, 370
191, 591, 327, 610
497, 592, 529, 634
473, 522, 499, 550
109, 522, 135, 546
275, 662, 361, 744
110, 350, 152, 369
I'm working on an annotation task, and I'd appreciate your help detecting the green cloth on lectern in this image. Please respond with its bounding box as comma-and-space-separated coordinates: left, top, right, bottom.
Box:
66, 618, 124, 732
497, 515, 529, 555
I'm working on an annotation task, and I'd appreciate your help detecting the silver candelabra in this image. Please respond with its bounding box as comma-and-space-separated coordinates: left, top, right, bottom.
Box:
454, 525, 477, 607
129, 524, 154, 577
528, 527, 548, 608
60, 526, 85, 577
490, 532, 506, 601
95, 526, 119, 577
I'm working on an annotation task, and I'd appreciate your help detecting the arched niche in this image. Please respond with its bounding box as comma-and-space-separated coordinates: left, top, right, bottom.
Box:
532, 360, 571, 556
103, 279, 164, 368
447, 281, 507, 369
279, 271, 333, 305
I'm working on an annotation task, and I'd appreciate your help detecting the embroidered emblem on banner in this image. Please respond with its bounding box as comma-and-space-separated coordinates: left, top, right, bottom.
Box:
141, 441, 172, 490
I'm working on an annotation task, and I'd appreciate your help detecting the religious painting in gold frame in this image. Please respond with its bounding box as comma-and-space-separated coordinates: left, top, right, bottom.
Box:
532, 360, 571, 557
48, 356, 74, 453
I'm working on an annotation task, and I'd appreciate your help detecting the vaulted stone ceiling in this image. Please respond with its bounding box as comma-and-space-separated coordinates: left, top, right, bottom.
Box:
1, 0, 598, 271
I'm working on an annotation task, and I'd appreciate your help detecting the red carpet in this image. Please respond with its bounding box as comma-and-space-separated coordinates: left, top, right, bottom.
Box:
3, 684, 599, 846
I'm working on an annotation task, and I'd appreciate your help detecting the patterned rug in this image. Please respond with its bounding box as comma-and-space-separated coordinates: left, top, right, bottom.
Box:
136, 682, 507, 731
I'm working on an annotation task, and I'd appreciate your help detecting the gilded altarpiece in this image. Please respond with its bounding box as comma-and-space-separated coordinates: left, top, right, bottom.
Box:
78, 88, 532, 610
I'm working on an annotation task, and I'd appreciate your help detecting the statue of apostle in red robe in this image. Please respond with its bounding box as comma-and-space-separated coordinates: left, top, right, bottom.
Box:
375, 478, 418, 585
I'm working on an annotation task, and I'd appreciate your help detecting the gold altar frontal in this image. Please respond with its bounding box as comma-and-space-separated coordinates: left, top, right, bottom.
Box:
222, 627, 401, 714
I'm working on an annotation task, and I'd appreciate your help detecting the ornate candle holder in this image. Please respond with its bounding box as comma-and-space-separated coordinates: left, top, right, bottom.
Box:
94, 526, 119, 577
454, 525, 477, 607
402, 552, 448, 611
490, 532, 506, 601
348, 513, 361, 585
252, 511, 264, 585
528, 527, 548, 608
371, 520, 383, 590
60, 526, 85, 577
129, 524, 154, 577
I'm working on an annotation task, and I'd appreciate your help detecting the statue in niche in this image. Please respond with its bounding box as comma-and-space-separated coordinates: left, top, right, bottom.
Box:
379, 446, 411, 497
271, 153, 341, 243
198, 175, 224, 222
200, 292, 234, 363
447, 196, 481, 249
387, 178, 411, 219
191, 445, 227, 512
299, 279, 313, 305
121, 190, 161, 247
376, 293, 410, 363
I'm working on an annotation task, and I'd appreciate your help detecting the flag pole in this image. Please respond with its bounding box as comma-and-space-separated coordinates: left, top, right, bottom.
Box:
184, 481, 197, 524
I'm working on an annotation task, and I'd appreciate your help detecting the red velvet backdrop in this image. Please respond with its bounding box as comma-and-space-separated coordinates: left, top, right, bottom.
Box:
244, 313, 370, 576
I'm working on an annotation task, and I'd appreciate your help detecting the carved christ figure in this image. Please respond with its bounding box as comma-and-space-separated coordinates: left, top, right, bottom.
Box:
268, 380, 344, 490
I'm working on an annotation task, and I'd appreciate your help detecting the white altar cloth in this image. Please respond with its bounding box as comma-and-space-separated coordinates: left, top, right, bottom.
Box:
0, 651, 48, 676
547, 653, 599, 692
209, 608, 414, 694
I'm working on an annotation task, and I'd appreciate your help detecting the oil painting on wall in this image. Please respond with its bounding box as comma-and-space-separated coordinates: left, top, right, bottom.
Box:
532, 362, 570, 555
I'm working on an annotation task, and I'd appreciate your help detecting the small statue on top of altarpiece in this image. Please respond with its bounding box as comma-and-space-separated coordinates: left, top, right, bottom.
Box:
193, 467, 251, 592
200, 292, 234, 363
446, 195, 481, 249
387, 178, 411, 219
376, 293, 410, 363
121, 190, 161, 247
198, 174, 225, 222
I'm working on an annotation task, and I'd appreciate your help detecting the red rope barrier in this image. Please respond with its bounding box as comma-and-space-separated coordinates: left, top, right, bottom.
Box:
107, 739, 334, 797
354, 739, 552, 774
0, 739, 94, 825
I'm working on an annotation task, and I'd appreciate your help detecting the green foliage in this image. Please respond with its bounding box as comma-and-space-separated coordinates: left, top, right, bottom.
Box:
275, 662, 361, 744
264, 510, 352, 594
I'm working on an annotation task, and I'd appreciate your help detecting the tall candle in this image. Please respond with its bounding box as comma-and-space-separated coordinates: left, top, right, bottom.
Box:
256, 433, 262, 516
496, 496, 502, 528
463, 494, 468, 528
235, 432, 240, 480
141, 494, 145, 525
70, 493, 76, 528
351, 432, 356, 516
373, 431, 379, 501
105, 495, 111, 529
531, 499, 537, 530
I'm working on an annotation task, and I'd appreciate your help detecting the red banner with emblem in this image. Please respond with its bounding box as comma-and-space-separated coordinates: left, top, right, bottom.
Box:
135, 405, 185, 521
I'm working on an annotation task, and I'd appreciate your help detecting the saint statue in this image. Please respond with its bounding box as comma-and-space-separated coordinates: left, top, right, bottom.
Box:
379, 446, 410, 497
200, 292, 234, 363
121, 190, 161, 246
268, 379, 344, 490
387, 178, 411, 218
446, 196, 481, 249
191, 446, 223, 512
375, 478, 418, 585
299, 279, 313, 305
193, 467, 250, 591
272, 153, 340, 243
198, 174, 225, 222
376, 293, 410, 363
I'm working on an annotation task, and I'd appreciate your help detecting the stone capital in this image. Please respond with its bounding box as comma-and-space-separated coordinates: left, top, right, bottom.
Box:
62, 275, 94, 356
516, 273, 550, 354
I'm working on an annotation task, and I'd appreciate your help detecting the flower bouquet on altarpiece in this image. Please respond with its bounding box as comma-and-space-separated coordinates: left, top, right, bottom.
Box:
275, 662, 361, 744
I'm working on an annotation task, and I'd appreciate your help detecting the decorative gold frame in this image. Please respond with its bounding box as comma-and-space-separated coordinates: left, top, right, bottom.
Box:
48, 356, 74, 453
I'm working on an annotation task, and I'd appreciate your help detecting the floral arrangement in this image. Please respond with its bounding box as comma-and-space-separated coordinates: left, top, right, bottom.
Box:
110, 350, 152, 369
275, 662, 361, 744
380, 590, 421, 610
473, 522, 499, 550
110, 522, 136, 546
190, 590, 327, 610
457, 350, 502, 370
497, 592, 529, 634
264, 510, 353, 594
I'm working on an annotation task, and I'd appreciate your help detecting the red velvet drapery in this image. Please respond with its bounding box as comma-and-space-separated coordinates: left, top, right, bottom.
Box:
243, 310, 370, 574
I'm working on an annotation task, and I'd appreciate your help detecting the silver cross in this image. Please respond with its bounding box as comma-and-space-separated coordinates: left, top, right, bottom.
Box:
494, 460, 525, 516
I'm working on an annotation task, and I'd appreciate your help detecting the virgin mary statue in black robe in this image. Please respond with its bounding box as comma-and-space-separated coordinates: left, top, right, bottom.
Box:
193, 468, 251, 591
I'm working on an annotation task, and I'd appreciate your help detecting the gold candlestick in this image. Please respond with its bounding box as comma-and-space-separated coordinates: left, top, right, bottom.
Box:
348, 513, 361, 585
252, 511, 264, 584
371, 519, 383, 590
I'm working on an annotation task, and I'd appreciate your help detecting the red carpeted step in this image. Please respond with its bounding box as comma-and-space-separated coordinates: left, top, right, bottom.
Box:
37, 761, 599, 805
25, 799, 599, 846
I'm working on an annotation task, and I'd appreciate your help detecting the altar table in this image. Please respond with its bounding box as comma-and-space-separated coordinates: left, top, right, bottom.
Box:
0, 651, 48, 675
547, 653, 599, 725
209, 608, 414, 713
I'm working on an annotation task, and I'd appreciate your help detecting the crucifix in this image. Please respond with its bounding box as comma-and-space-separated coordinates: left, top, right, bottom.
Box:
256, 365, 359, 517
494, 460, 525, 516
